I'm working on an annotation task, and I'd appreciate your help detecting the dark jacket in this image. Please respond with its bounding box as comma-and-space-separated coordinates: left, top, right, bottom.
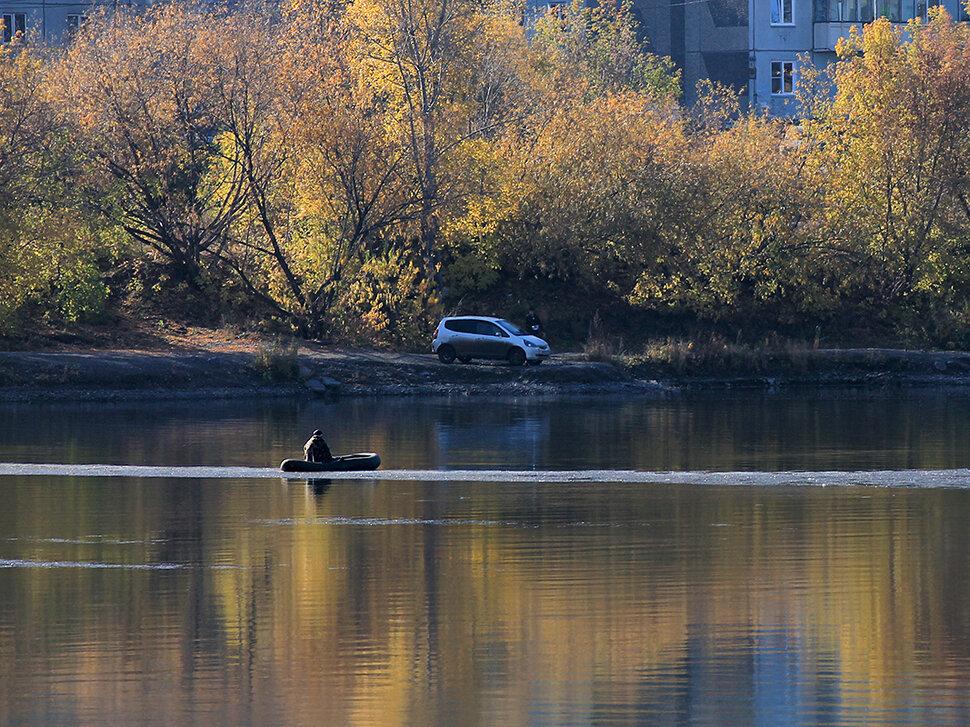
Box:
525, 311, 542, 335
304, 433, 334, 462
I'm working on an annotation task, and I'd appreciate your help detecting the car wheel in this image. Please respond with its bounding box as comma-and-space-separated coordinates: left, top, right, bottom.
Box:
458, 356, 472, 364
507, 347, 526, 366
437, 345, 457, 364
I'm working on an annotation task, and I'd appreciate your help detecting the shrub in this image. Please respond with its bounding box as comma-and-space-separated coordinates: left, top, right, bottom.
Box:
251, 339, 300, 381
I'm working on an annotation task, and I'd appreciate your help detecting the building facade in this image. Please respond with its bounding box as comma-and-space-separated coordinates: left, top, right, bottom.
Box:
1, 0, 133, 45
628, 0, 750, 107
749, 0, 969, 114
626, 0, 968, 114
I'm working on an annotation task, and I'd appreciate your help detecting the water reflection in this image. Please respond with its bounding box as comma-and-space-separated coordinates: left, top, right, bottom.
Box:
307, 478, 333, 498
4, 389, 970, 471
2, 393, 970, 725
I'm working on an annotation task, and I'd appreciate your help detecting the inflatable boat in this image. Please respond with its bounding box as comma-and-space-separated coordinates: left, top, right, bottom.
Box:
280, 453, 382, 472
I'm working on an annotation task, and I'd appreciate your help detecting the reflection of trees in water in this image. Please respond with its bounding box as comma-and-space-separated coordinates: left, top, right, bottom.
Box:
267, 484, 970, 723
8, 474, 970, 723
435, 411, 549, 469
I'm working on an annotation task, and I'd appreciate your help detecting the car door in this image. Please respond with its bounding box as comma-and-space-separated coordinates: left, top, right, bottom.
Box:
460, 319, 489, 357
448, 319, 477, 357
476, 320, 511, 359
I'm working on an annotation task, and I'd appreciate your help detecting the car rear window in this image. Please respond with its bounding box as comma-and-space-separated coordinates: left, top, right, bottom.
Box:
444, 319, 476, 333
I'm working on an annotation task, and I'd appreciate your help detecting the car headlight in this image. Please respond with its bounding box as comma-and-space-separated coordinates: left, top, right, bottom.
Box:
523, 339, 538, 348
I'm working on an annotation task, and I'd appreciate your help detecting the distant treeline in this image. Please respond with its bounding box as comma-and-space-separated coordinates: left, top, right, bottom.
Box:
2, 1, 970, 349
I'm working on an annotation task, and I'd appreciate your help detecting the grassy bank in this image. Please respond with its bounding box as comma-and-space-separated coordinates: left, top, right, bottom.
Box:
583, 336, 970, 381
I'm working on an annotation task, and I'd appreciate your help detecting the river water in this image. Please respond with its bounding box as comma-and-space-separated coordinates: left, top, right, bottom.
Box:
3, 390, 970, 726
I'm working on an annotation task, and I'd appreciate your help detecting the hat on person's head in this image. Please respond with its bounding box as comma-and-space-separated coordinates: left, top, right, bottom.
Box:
312, 429, 322, 436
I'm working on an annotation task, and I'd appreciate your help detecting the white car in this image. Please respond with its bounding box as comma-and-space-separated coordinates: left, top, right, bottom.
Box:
432, 316, 551, 366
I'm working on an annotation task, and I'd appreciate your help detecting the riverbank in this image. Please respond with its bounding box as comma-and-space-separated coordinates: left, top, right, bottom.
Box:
0, 346, 647, 402
3, 326, 970, 402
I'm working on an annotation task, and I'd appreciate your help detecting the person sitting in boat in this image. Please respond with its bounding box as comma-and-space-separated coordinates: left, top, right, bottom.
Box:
303, 429, 334, 463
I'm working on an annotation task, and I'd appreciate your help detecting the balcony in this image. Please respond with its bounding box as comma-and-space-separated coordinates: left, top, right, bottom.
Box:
812, 0, 929, 50
813, 0, 920, 22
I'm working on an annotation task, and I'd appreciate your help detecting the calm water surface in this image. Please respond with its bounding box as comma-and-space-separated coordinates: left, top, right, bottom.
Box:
3, 391, 970, 725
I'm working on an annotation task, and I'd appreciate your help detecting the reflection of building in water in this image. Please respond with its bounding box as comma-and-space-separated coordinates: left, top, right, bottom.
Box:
434, 414, 548, 469
633, 629, 837, 722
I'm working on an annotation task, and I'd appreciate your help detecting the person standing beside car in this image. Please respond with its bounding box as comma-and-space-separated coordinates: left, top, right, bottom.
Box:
526, 309, 542, 337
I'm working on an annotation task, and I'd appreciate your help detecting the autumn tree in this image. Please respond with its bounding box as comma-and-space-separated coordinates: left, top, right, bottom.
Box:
0, 45, 48, 331
530, 0, 680, 100
0, 44, 108, 333
497, 93, 687, 298
191, 0, 434, 340
437, 0, 684, 333
628, 114, 823, 327
56, 6, 249, 296
17, 0, 970, 349
801, 11, 970, 337
346, 0, 525, 295
285, 1, 430, 338
194, 7, 305, 329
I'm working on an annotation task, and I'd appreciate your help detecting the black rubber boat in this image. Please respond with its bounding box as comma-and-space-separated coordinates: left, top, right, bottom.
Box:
280, 453, 381, 472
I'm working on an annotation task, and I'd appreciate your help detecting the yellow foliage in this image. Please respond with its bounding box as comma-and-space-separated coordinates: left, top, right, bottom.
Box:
333, 247, 440, 348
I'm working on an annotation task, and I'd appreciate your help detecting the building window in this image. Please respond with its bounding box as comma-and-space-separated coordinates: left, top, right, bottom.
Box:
771, 61, 795, 95
875, 0, 902, 20
66, 14, 85, 37
771, 0, 794, 24
1, 12, 25, 43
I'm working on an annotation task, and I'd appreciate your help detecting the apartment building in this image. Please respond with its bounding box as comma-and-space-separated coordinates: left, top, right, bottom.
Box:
629, 0, 749, 107
1, 0, 133, 45
628, 0, 966, 113
750, 0, 968, 114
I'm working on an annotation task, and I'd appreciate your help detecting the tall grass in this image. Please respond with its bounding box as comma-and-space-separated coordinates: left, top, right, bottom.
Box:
587, 335, 819, 376
583, 311, 626, 361
250, 338, 300, 381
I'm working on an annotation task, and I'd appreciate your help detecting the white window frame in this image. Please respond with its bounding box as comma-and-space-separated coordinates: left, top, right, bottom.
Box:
770, 61, 796, 95
66, 13, 86, 37
770, 0, 794, 25
1, 12, 25, 44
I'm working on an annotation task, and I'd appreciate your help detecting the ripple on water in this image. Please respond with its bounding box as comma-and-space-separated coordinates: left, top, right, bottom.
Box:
0, 559, 185, 570
6, 462, 970, 488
